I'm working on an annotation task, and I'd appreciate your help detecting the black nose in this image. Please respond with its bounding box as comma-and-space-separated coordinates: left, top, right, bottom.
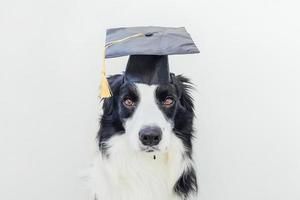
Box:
139, 126, 162, 146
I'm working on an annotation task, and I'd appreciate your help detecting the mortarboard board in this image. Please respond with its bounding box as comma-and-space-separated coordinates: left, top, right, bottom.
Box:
100, 26, 199, 98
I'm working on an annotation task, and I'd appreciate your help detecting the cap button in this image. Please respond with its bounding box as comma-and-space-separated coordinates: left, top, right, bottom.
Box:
145, 32, 153, 37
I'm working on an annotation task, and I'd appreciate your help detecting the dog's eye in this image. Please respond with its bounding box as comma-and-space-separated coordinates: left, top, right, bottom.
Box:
123, 97, 135, 108
162, 96, 175, 108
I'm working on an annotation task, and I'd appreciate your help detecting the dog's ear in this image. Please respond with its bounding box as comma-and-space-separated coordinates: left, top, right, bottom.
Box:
101, 74, 124, 116
173, 75, 195, 114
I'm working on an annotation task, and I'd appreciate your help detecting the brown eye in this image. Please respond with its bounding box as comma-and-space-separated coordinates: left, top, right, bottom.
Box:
123, 98, 135, 108
162, 97, 174, 107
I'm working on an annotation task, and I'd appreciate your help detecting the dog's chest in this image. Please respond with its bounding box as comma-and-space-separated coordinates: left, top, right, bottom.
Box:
106, 166, 176, 200
91, 135, 188, 200
92, 153, 183, 200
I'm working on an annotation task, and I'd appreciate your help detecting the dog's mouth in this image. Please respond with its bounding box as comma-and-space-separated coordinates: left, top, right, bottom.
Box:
140, 146, 160, 152
139, 145, 169, 160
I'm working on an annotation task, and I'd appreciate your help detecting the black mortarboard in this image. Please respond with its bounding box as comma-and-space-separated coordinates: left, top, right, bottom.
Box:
100, 26, 199, 98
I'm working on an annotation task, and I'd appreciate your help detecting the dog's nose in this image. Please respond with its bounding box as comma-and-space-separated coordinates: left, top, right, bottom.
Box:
139, 126, 162, 146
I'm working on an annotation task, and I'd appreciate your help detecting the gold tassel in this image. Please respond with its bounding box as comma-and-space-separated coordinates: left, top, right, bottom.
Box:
100, 69, 112, 98
99, 49, 112, 98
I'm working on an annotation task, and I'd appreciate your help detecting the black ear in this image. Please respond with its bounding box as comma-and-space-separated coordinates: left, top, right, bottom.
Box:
173, 75, 195, 114
101, 74, 124, 115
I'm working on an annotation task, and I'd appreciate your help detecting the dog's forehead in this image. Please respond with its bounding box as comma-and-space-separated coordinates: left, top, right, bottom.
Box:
120, 82, 177, 101
135, 83, 157, 99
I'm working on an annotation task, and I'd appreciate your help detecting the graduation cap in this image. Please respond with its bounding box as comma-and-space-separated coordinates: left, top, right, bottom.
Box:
100, 26, 199, 98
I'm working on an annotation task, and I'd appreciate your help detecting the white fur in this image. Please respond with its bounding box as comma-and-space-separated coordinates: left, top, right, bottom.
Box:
90, 84, 195, 200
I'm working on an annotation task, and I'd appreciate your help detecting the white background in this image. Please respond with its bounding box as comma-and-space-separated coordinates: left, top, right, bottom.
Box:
1, 0, 300, 199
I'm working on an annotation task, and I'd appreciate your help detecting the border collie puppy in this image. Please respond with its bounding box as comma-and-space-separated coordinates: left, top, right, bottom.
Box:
91, 74, 197, 200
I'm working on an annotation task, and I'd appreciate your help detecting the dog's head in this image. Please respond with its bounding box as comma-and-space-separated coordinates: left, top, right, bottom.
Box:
98, 74, 195, 157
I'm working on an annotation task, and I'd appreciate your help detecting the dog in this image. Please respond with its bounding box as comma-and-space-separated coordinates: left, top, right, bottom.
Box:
91, 73, 197, 200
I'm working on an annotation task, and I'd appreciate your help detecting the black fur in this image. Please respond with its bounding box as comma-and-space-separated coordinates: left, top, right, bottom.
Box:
174, 167, 198, 199
97, 73, 197, 198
